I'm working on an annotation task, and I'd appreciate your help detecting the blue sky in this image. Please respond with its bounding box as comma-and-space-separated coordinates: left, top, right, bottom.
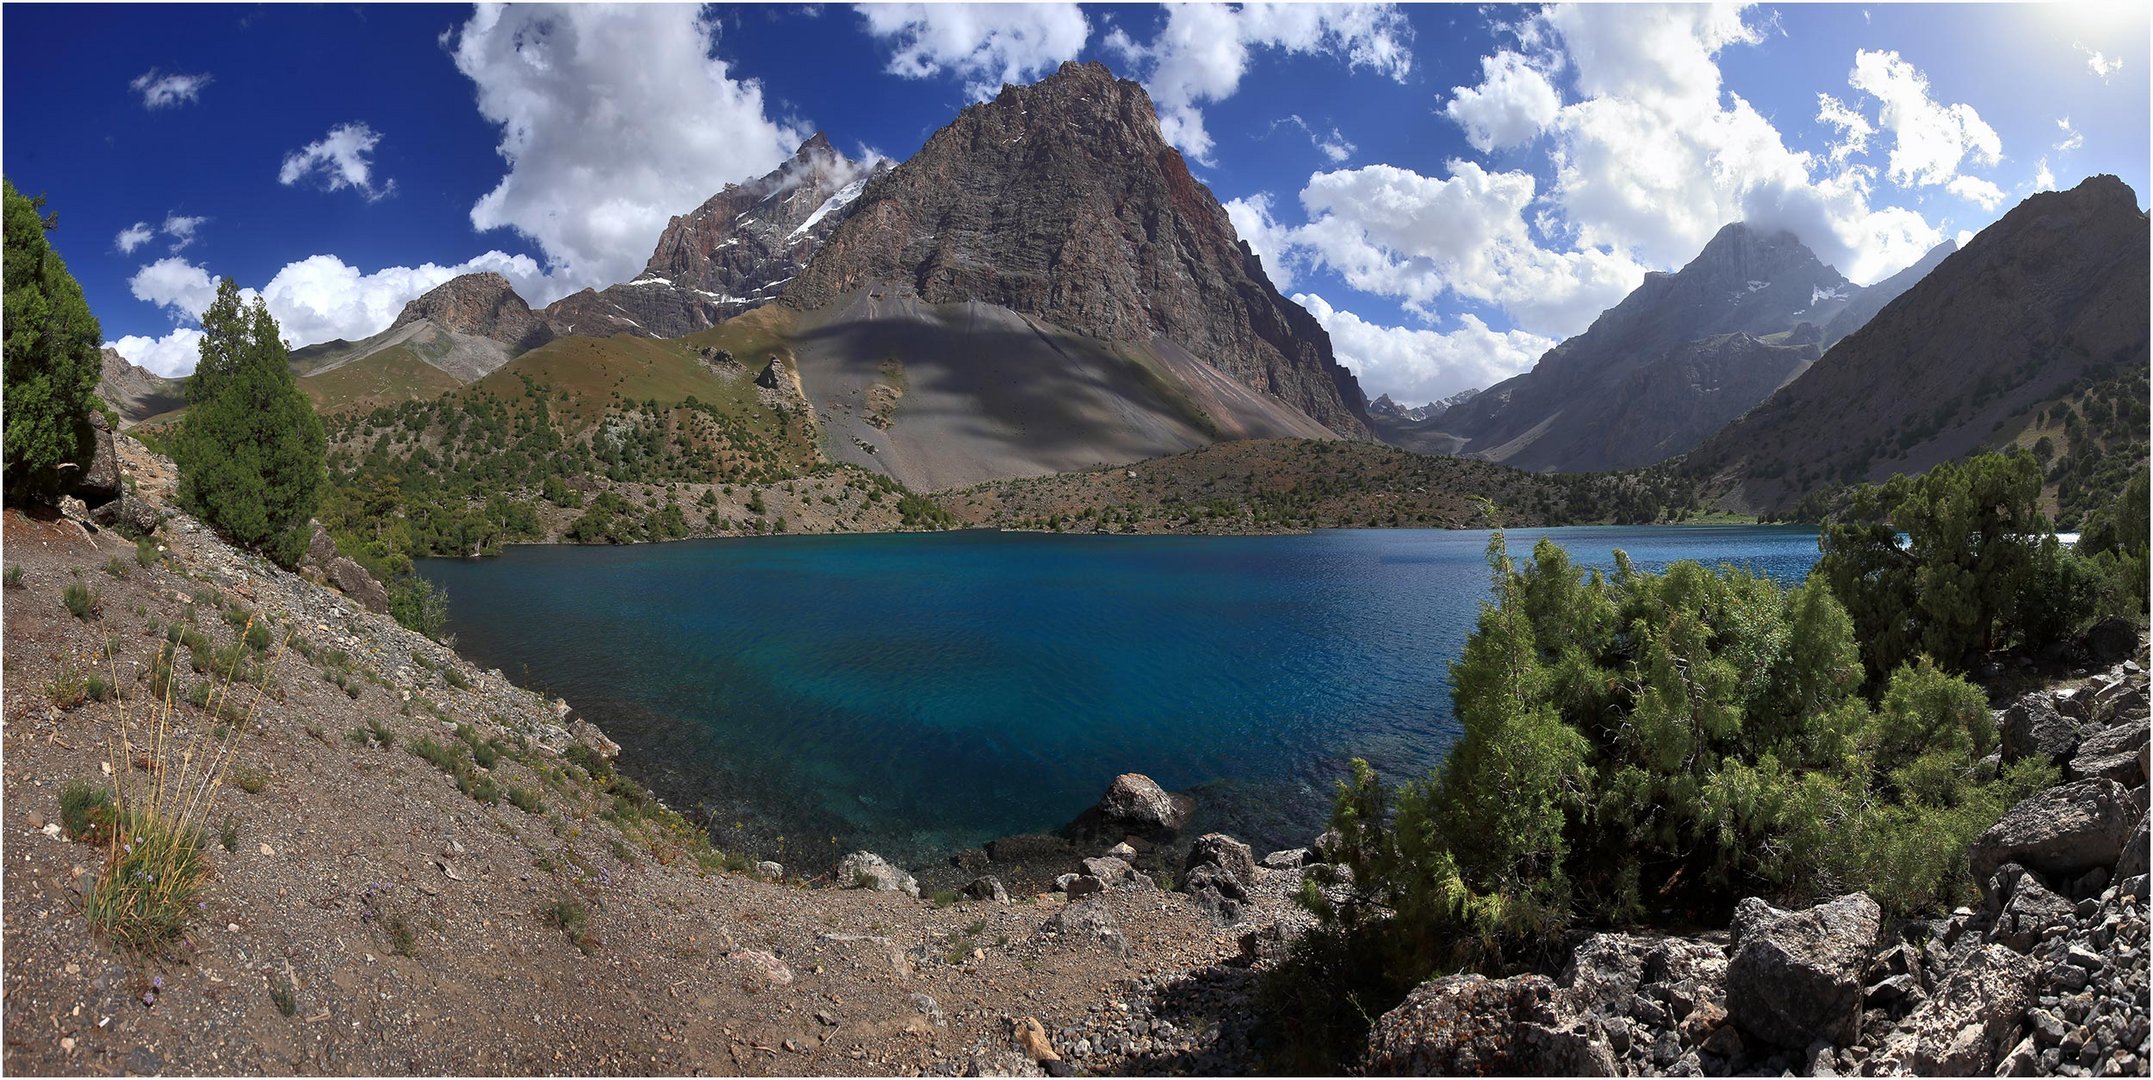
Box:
5, 3, 2146, 403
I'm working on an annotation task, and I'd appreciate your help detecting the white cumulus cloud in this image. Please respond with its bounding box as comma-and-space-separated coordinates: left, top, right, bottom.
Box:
129, 257, 219, 321
1270, 115, 1355, 163
856, 3, 1089, 100
1847, 49, 2002, 189
1295, 292, 1553, 403
130, 69, 210, 109
449, 3, 810, 304
114, 222, 154, 255
278, 122, 395, 201
106, 329, 206, 379
1444, 51, 1561, 153
1947, 174, 2006, 210
1290, 159, 1646, 339
1106, 3, 1411, 165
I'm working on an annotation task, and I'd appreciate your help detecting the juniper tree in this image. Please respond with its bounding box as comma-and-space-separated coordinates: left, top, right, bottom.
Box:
171, 279, 325, 567
2, 177, 104, 498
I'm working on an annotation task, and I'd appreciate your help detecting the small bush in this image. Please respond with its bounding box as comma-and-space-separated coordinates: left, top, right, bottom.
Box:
443, 666, 471, 691
268, 976, 297, 1017
45, 662, 89, 707
219, 816, 239, 852
931, 889, 961, 908
135, 537, 160, 568
102, 556, 130, 579
232, 768, 270, 795
62, 581, 98, 620
507, 785, 543, 814
3, 565, 21, 588
386, 913, 416, 956
58, 780, 113, 841
544, 896, 596, 954
85, 673, 114, 702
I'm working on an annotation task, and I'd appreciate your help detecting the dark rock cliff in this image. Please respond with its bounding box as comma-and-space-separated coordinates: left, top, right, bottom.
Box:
779, 61, 1371, 439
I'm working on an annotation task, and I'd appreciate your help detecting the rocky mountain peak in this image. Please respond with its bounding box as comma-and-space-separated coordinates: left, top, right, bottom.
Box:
390, 272, 553, 353
781, 60, 1370, 437
542, 132, 886, 339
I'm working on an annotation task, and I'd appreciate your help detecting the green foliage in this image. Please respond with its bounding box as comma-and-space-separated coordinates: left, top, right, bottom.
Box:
171, 279, 326, 567
388, 576, 452, 642
2077, 462, 2151, 619
1818, 452, 2055, 674
62, 580, 98, 619
2, 178, 103, 498
58, 780, 113, 841
1309, 534, 2047, 1007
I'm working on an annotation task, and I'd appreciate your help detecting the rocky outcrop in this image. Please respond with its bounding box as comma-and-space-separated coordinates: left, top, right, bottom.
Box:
837, 850, 919, 897
1687, 175, 2151, 515
1870, 944, 2038, 1074
780, 61, 1371, 439
390, 272, 554, 353
544, 134, 885, 340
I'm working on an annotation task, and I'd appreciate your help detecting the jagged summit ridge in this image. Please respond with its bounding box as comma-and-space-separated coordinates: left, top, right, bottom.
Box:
543, 133, 886, 338
781, 60, 1371, 438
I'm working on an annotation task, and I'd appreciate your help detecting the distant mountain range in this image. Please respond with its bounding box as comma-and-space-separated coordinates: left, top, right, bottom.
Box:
1393, 223, 1955, 474
115, 61, 2143, 524
1683, 174, 2149, 515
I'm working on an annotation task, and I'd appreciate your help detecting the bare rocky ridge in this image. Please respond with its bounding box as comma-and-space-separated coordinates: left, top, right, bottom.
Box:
95, 347, 186, 428
545, 134, 885, 340
1685, 175, 2151, 514
387, 271, 554, 354
1427, 222, 1861, 473
780, 60, 1372, 440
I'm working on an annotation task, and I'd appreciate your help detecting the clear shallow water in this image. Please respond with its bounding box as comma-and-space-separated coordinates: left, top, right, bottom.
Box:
417, 525, 1821, 866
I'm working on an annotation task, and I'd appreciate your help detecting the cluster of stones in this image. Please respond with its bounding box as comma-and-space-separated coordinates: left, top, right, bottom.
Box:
1362, 655, 2151, 1077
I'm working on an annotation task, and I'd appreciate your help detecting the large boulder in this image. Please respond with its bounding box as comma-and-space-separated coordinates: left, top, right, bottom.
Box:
1183, 832, 1258, 886
71, 411, 122, 507
88, 492, 163, 536
1070, 773, 1193, 840
1723, 893, 1880, 1049
306, 520, 339, 569
1967, 778, 2137, 884
836, 851, 919, 897
1866, 944, 2036, 1075
2118, 812, 2149, 880
326, 557, 391, 614
1999, 694, 2084, 767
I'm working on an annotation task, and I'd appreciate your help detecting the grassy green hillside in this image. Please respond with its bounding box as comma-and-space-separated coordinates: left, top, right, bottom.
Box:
299, 344, 465, 415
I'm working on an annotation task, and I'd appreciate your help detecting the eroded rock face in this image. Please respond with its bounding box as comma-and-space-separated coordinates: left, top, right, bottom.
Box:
836, 851, 919, 897
390, 272, 554, 353
1969, 778, 2138, 884
544, 134, 884, 340
1724, 893, 1881, 1049
1364, 973, 1618, 1076
780, 61, 1371, 438
73, 411, 122, 507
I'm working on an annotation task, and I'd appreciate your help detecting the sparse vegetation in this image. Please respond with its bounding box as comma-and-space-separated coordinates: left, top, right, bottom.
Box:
62, 579, 98, 619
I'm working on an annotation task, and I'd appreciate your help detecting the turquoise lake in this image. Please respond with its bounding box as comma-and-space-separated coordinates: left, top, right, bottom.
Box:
417, 525, 1822, 867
